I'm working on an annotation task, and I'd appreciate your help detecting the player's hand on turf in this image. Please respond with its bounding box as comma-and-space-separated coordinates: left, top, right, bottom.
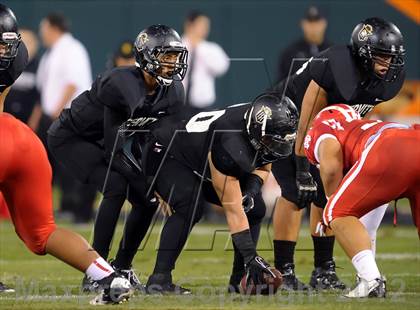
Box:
295, 155, 317, 209
245, 255, 275, 286
242, 194, 254, 213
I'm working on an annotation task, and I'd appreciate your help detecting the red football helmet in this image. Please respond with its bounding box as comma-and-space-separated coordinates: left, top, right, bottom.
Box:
313, 104, 361, 127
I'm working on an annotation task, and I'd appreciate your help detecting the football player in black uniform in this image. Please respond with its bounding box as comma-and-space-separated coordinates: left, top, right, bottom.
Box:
0, 3, 29, 293
270, 17, 405, 290
136, 93, 298, 294
47, 25, 188, 290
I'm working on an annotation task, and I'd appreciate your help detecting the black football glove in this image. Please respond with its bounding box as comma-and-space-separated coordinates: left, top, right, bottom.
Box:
245, 255, 276, 286
295, 155, 317, 209
241, 174, 263, 213
242, 194, 254, 213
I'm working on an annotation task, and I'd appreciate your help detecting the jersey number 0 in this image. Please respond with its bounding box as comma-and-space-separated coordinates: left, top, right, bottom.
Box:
186, 110, 226, 133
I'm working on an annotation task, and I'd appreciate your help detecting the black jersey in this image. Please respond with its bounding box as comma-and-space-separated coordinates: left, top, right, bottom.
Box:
0, 42, 28, 93
48, 66, 185, 156
273, 45, 405, 117
152, 103, 270, 180
4, 57, 40, 122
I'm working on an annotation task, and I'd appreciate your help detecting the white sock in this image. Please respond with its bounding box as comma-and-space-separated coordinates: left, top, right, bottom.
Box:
360, 204, 388, 257
351, 249, 381, 282
86, 257, 114, 281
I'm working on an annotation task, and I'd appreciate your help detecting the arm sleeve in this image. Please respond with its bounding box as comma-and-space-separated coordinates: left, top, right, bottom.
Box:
103, 105, 129, 160
99, 74, 131, 159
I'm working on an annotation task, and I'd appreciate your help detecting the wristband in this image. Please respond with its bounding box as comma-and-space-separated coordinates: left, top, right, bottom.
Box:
231, 229, 257, 264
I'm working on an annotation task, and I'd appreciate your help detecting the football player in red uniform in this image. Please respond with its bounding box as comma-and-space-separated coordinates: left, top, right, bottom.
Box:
0, 4, 131, 304
304, 104, 420, 298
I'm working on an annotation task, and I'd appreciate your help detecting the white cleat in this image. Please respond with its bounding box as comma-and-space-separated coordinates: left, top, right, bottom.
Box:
345, 276, 386, 298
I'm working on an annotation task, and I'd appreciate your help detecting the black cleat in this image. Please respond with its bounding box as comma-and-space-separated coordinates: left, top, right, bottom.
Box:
110, 261, 145, 292
146, 273, 191, 295
89, 273, 132, 305
310, 260, 346, 290
81, 275, 100, 293
227, 273, 244, 294
0, 282, 15, 293
278, 263, 309, 291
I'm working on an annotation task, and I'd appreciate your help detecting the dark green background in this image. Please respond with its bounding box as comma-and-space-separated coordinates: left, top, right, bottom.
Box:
5, 0, 419, 107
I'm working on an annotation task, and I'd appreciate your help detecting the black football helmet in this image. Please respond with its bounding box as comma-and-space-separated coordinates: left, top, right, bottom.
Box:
245, 93, 299, 162
350, 17, 405, 82
134, 24, 188, 86
0, 4, 21, 70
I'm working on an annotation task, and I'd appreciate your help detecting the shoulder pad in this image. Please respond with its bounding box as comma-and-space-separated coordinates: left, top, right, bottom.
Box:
211, 133, 255, 178
98, 67, 146, 116
324, 45, 359, 100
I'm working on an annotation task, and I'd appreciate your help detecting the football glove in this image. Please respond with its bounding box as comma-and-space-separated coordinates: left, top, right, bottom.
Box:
295, 155, 317, 209
241, 174, 263, 213
242, 194, 254, 213
245, 255, 276, 286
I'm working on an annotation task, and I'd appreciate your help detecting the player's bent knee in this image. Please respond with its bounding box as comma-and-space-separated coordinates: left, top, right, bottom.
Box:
20, 224, 57, 255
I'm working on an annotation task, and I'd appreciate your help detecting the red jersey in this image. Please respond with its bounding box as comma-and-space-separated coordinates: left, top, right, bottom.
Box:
304, 119, 410, 173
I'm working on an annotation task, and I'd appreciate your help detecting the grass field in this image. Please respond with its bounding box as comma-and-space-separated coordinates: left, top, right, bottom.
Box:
0, 219, 419, 310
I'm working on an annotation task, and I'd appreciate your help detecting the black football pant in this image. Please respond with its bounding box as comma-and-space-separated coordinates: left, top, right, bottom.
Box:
48, 129, 157, 262
150, 157, 266, 279
39, 115, 96, 222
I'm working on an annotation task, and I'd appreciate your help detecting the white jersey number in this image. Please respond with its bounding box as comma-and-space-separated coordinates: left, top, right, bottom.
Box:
186, 110, 226, 133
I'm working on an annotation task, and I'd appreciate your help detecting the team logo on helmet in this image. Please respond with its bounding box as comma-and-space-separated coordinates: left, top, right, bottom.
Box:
138, 32, 149, 45
358, 24, 373, 41
255, 105, 272, 124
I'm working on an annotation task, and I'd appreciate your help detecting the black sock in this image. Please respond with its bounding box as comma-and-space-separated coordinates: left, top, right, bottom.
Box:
273, 240, 296, 269
231, 222, 261, 279
312, 235, 335, 268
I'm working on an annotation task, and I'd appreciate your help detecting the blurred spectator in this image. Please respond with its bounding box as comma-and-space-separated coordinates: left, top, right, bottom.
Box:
106, 40, 135, 69
182, 11, 229, 109
36, 12, 96, 223
277, 5, 332, 82
3, 28, 41, 131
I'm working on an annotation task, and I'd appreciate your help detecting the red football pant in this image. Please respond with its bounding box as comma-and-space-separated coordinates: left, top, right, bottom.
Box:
0, 113, 56, 254
323, 128, 420, 236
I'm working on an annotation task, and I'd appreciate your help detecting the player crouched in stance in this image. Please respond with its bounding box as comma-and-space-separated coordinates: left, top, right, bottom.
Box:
304, 104, 420, 298
47, 24, 187, 292
141, 93, 298, 293
0, 4, 131, 304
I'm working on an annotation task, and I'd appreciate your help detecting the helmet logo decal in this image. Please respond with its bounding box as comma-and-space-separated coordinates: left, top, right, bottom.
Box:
358, 24, 373, 41
139, 32, 149, 45
255, 105, 272, 124
2, 32, 18, 41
